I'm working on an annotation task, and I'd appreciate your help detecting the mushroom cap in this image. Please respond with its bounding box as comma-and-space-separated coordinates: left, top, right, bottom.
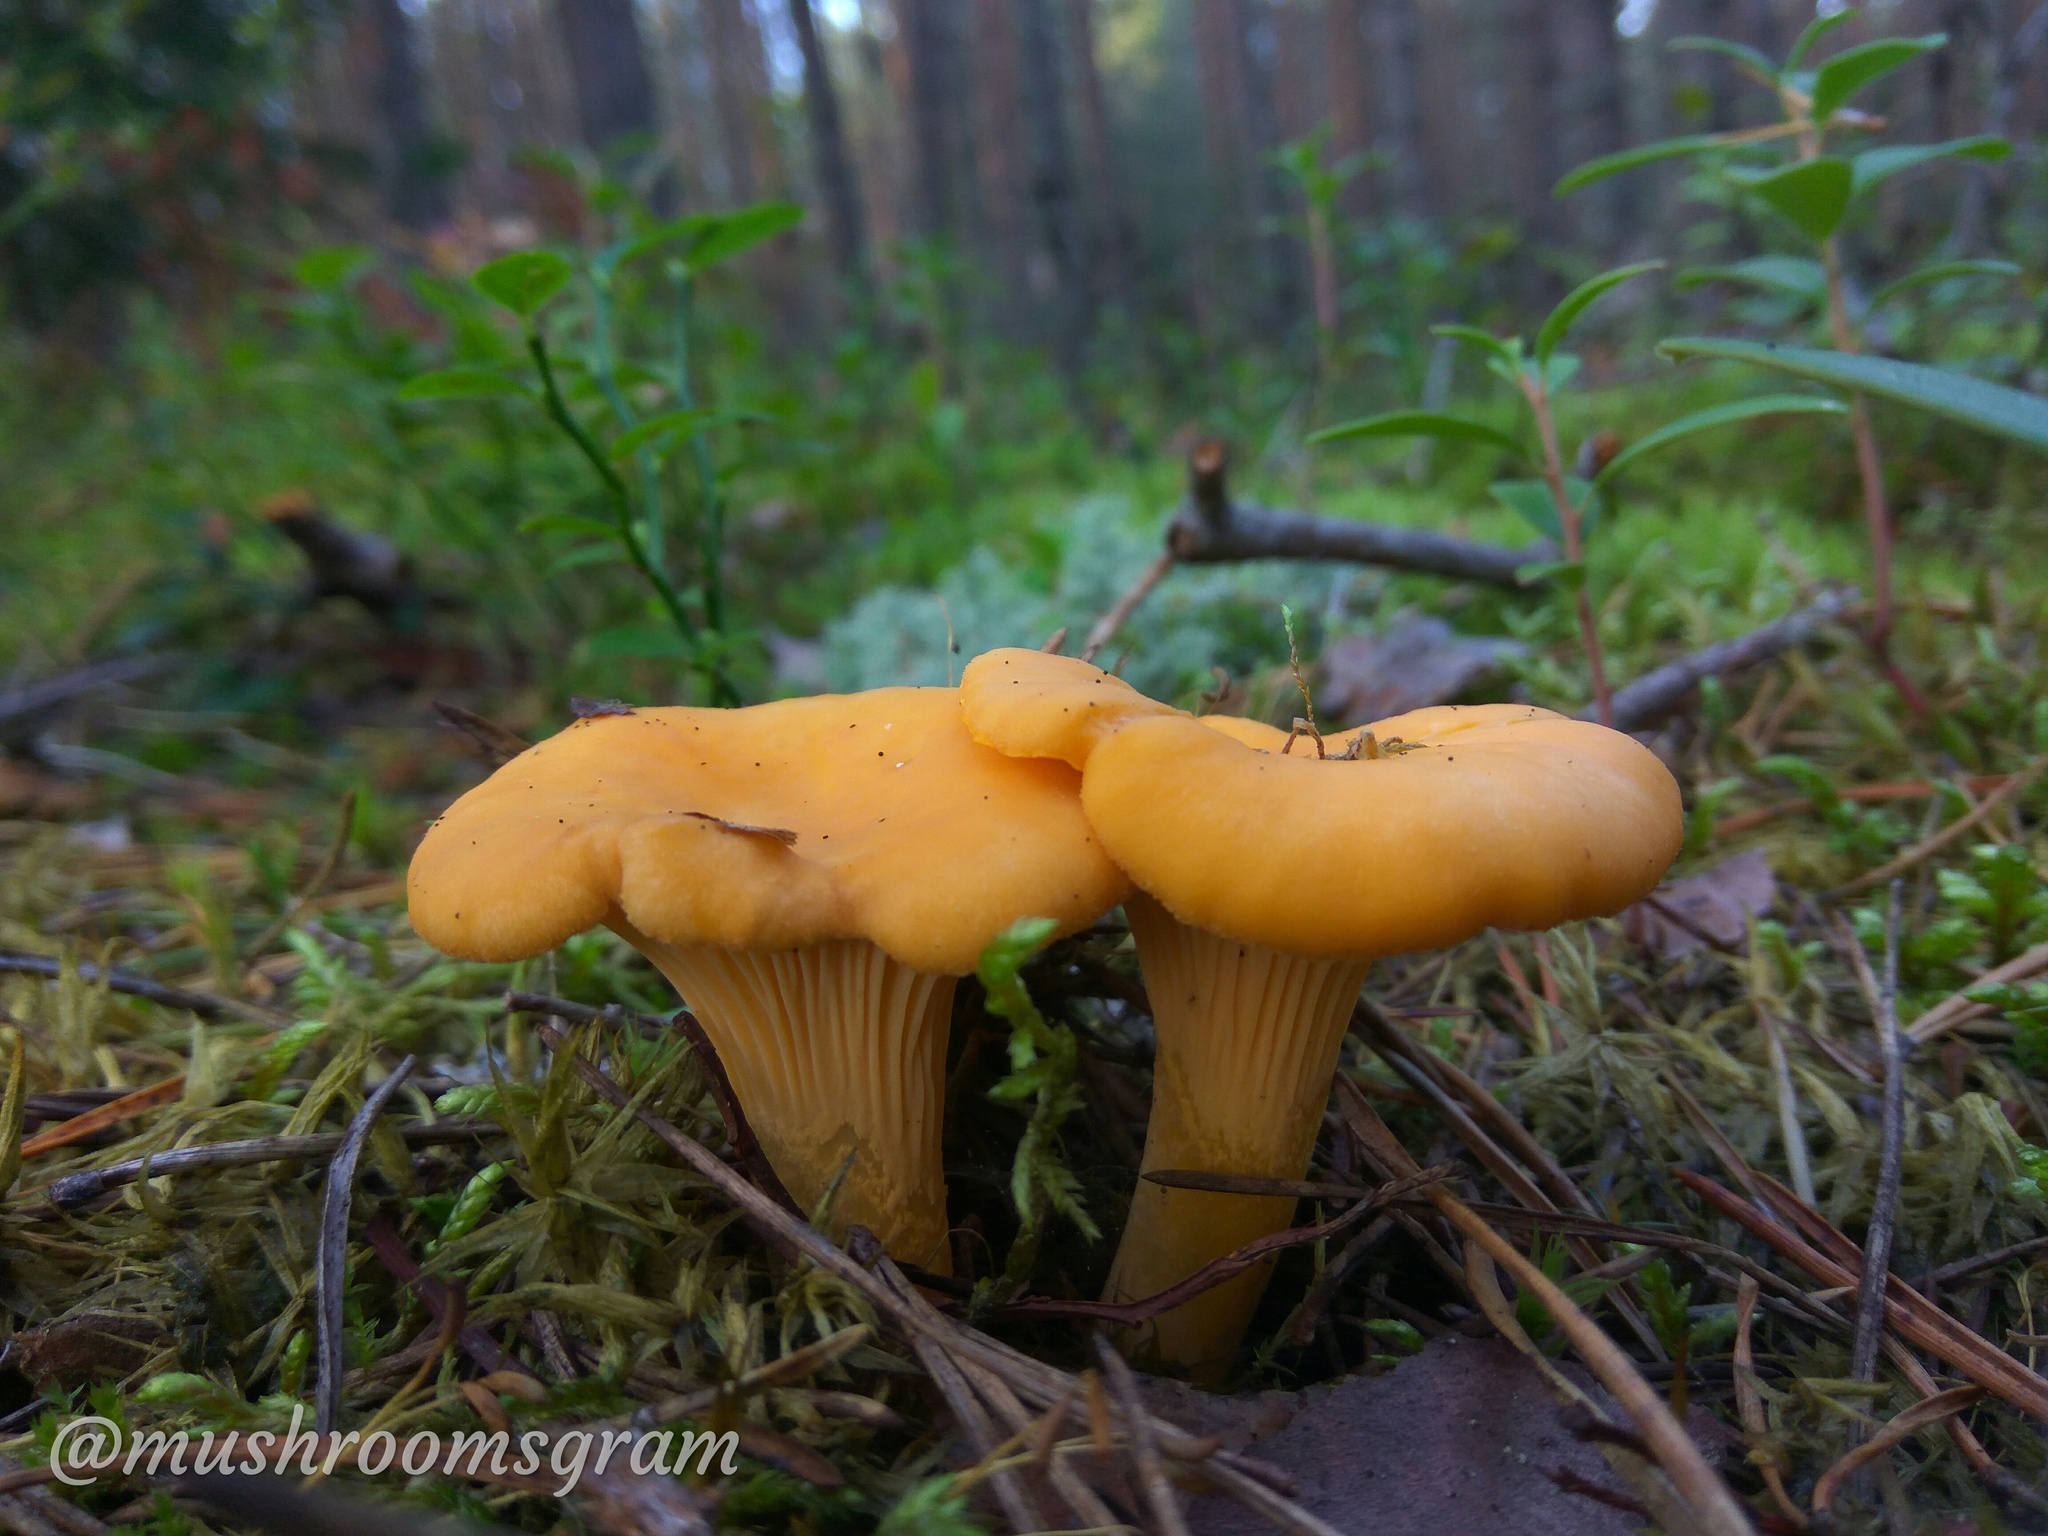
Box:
959, 648, 1175, 768
407, 688, 1129, 976
958, 650, 1684, 961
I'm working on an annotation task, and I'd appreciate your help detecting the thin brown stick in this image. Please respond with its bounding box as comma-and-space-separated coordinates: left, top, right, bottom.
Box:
316, 1056, 415, 1435
1734, 1277, 1808, 1529
1165, 439, 1548, 586
1080, 551, 1175, 663
1849, 886, 1907, 1387
999, 1163, 1452, 1323
875, 1253, 1050, 1533
1811, 1385, 1984, 1516
1676, 1169, 2048, 1421
1714, 774, 2014, 839
38, 1121, 494, 1209
1093, 1334, 1192, 1536
529, 1020, 1322, 1532
239, 790, 356, 964
0, 952, 287, 1025
1337, 1080, 1756, 1536
1830, 755, 2048, 899
1907, 938, 2048, 1044
506, 989, 796, 1213
19, 1076, 186, 1160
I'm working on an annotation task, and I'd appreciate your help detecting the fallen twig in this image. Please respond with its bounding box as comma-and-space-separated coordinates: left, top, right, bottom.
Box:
1093, 1333, 1192, 1536
1733, 1277, 1807, 1528
1676, 1168, 2048, 1421
527, 1019, 1326, 1534
1081, 550, 1175, 663
1598, 587, 1861, 732
431, 701, 529, 768
1714, 774, 2015, 838
18, 1076, 186, 1160
1847, 890, 1908, 1390
1907, 937, 2048, 1045
1337, 1079, 1758, 1536
0, 952, 287, 1025
505, 989, 797, 1213
1164, 440, 1549, 587
39, 1121, 494, 1208
998, 1162, 1452, 1324
0, 655, 172, 741
1810, 1385, 1985, 1518
240, 791, 357, 963
316, 1056, 414, 1434
1830, 754, 2048, 899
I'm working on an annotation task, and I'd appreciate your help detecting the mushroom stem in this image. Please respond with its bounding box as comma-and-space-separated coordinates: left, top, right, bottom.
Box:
1105, 895, 1369, 1378
623, 931, 957, 1273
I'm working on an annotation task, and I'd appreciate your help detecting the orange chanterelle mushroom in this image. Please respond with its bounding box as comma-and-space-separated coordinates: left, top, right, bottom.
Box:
960, 647, 1682, 1375
407, 690, 1128, 1272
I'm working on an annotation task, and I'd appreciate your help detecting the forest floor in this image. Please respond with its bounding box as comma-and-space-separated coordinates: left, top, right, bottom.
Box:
6, 439, 2048, 1536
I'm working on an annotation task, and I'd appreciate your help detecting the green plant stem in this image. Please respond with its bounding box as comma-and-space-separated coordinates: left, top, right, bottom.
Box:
671, 273, 726, 635
526, 331, 703, 654
1522, 372, 1613, 726
588, 274, 668, 569
1790, 90, 1927, 716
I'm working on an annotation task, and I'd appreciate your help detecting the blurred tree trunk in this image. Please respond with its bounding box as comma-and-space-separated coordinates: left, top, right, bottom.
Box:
902, 0, 967, 241
786, 0, 869, 288
970, 0, 1029, 314
1018, 0, 1088, 364
704, 0, 783, 204
1410, 0, 1466, 219
1324, 0, 1374, 218
1192, 0, 1251, 335
371, 0, 448, 230
1062, 0, 1135, 311
1375, 0, 1426, 215
1238, 0, 1303, 331
1503, 0, 1561, 249
555, 0, 657, 153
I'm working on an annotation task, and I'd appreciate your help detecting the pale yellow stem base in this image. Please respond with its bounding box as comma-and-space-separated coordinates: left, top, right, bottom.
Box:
1104, 894, 1370, 1378
622, 931, 957, 1273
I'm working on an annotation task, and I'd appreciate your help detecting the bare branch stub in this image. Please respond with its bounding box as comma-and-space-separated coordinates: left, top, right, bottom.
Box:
1164, 441, 1550, 588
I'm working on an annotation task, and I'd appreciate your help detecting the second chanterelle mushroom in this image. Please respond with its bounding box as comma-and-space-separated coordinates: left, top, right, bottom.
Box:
961, 646, 1683, 1376
406, 689, 1128, 1273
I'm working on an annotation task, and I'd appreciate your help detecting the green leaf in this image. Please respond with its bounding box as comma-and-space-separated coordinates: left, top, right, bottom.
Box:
1595, 395, 1848, 486
1668, 35, 1780, 86
622, 201, 805, 275
1658, 337, 2048, 453
1490, 478, 1594, 544
546, 544, 628, 575
1516, 559, 1587, 593
1869, 258, 2020, 307
1555, 134, 1734, 197
1784, 7, 1856, 71
1544, 352, 1582, 394
1812, 35, 1946, 123
517, 512, 619, 539
684, 200, 804, 272
1535, 261, 1664, 364
1734, 157, 1852, 241
396, 368, 533, 403
292, 245, 375, 291
609, 408, 720, 460
473, 250, 573, 319
1429, 323, 1521, 366
579, 623, 694, 661
1850, 136, 2010, 198
1675, 255, 1829, 303
1306, 409, 1528, 459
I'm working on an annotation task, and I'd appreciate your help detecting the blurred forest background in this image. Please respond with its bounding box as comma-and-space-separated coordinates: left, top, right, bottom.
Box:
9, 0, 2048, 716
